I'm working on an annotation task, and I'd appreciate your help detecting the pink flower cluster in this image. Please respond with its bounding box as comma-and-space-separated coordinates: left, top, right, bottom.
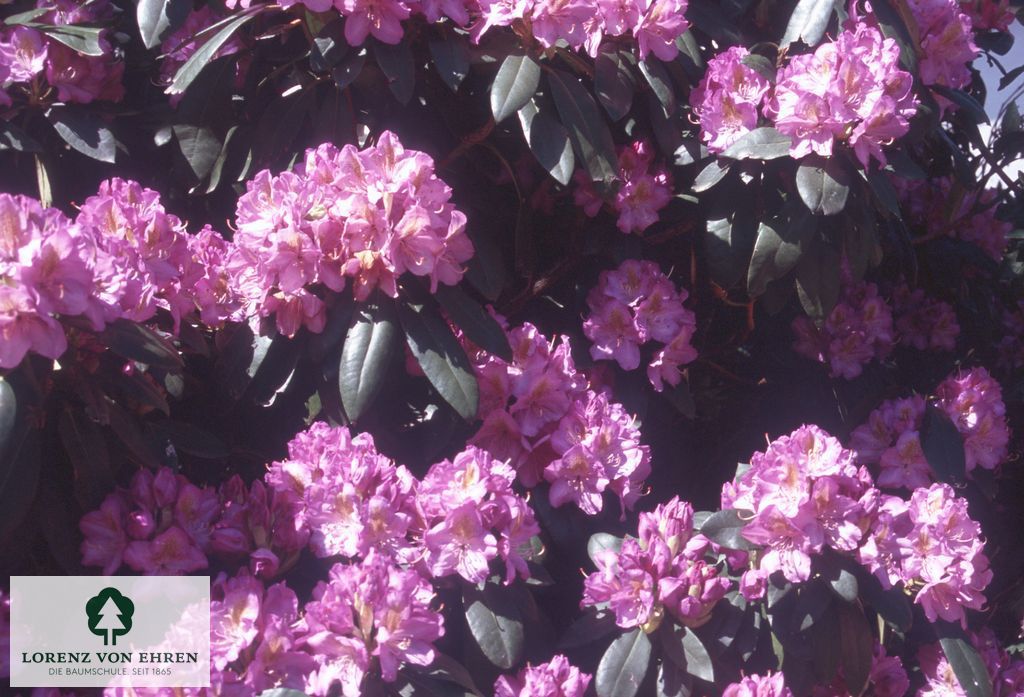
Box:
0, 180, 244, 369
266, 423, 539, 584
0, 1, 124, 105
851, 367, 1010, 487
582, 497, 732, 629
494, 654, 592, 697
691, 46, 772, 153
209, 570, 314, 694
893, 284, 960, 352
896, 177, 1010, 262
792, 281, 894, 379
723, 425, 993, 627
907, 0, 978, 92
919, 629, 1024, 697
300, 552, 443, 695
230, 132, 473, 337
722, 672, 794, 697
80, 466, 308, 577
860, 482, 992, 626
583, 259, 698, 391
472, 0, 689, 59
574, 141, 672, 235
722, 425, 876, 583
420, 446, 540, 583
469, 321, 652, 516
959, 0, 1015, 30
767, 22, 918, 166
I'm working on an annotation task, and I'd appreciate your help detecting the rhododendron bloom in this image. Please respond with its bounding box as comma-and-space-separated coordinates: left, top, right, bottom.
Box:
691, 46, 771, 152
494, 655, 592, 697
575, 141, 672, 234
722, 672, 794, 697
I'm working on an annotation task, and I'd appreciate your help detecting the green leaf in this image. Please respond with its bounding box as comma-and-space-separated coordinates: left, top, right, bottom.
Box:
796, 156, 851, 215
429, 37, 470, 92
416, 654, 483, 696
827, 567, 858, 603
375, 39, 416, 105
588, 532, 623, 564
174, 55, 236, 181
596, 629, 652, 697
692, 160, 732, 193
518, 99, 575, 186
100, 319, 184, 371
0, 417, 40, 541
638, 59, 676, 116
747, 210, 816, 296
333, 50, 366, 90
795, 240, 842, 320
339, 295, 401, 422
549, 68, 619, 185
656, 659, 693, 697
0, 121, 42, 152
1, 8, 49, 25
167, 8, 261, 95
720, 127, 792, 160
137, 0, 191, 49
149, 421, 230, 459
36, 24, 105, 56
47, 107, 116, 163
937, 624, 994, 697
930, 85, 989, 124
57, 408, 114, 510
463, 581, 525, 670
920, 403, 967, 484
660, 624, 714, 683
869, 0, 919, 72
491, 54, 541, 122
838, 602, 873, 697
558, 608, 619, 649
781, 0, 835, 48
699, 508, 758, 550
399, 298, 479, 420
853, 565, 912, 631
594, 48, 637, 122
434, 285, 512, 361
215, 323, 275, 400
0, 378, 14, 466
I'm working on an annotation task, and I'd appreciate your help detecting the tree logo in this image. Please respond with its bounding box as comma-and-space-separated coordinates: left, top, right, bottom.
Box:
85, 587, 135, 646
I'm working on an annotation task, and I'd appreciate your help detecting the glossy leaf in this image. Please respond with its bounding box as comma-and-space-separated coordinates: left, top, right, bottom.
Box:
693, 160, 732, 193
375, 39, 416, 105
660, 624, 714, 683
720, 127, 792, 160
429, 37, 470, 92
796, 156, 851, 215
434, 285, 512, 361
101, 319, 184, 371
595, 48, 637, 122
339, 295, 401, 422
937, 624, 994, 697
920, 404, 967, 484
167, 8, 261, 95
491, 54, 541, 122
137, 0, 191, 48
588, 532, 623, 564
399, 299, 479, 420
57, 408, 113, 510
838, 602, 873, 697
36, 24, 105, 55
47, 107, 117, 164
463, 581, 525, 670
795, 240, 842, 320
0, 378, 14, 464
781, 0, 834, 48
699, 508, 758, 550
518, 99, 575, 185
747, 211, 816, 296
549, 69, 619, 184
596, 629, 652, 697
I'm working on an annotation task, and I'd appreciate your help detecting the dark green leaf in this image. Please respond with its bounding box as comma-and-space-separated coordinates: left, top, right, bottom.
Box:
870, 0, 918, 72
937, 623, 994, 697
57, 408, 114, 510
0, 121, 42, 152
518, 99, 575, 185
656, 659, 693, 697
747, 211, 816, 296
720, 127, 792, 160
0, 420, 40, 541
795, 240, 842, 320
429, 37, 470, 92
864, 168, 901, 216
549, 69, 619, 184
491, 54, 541, 122
886, 150, 926, 179
998, 64, 1024, 90
150, 421, 229, 459
399, 298, 479, 420
101, 319, 184, 371
415, 654, 482, 696
167, 8, 261, 95
588, 532, 623, 564
434, 285, 512, 360
920, 403, 967, 484
463, 581, 525, 670
809, 602, 841, 683
796, 156, 851, 215
47, 107, 116, 163
559, 608, 619, 649
639, 59, 676, 116
741, 53, 776, 81
930, 85, 989, 124
781, 0, 834, 48
596, 629, 652, 697
595, 48, 637, 122
1, 8, 48, 25
660, 624, 714, 683
107, 402, 163, 468
137, 0, 191, 48
853, 565, 912, 631
340, 295, 401, 422
828, 568, 858, 603
375, 39, 416, 105
174, 55, 236, 181
699, 509, 758, 550
333, 50, 366, 90
838, 602, 873, 697
693, 160, 732, 193
975, 30, 1013, 55
0, 378, 14, 464
36, 24, 105, 56
215, 323, 275, 400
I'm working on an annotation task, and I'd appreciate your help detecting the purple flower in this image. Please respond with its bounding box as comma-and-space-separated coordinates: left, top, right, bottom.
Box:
495, 655, 592, 697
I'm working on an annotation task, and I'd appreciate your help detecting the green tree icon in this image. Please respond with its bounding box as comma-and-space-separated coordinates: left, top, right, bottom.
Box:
86, 587, 134, 646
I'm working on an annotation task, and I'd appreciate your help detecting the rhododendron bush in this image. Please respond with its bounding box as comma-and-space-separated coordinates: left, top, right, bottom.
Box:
2, 0, 1024, 694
